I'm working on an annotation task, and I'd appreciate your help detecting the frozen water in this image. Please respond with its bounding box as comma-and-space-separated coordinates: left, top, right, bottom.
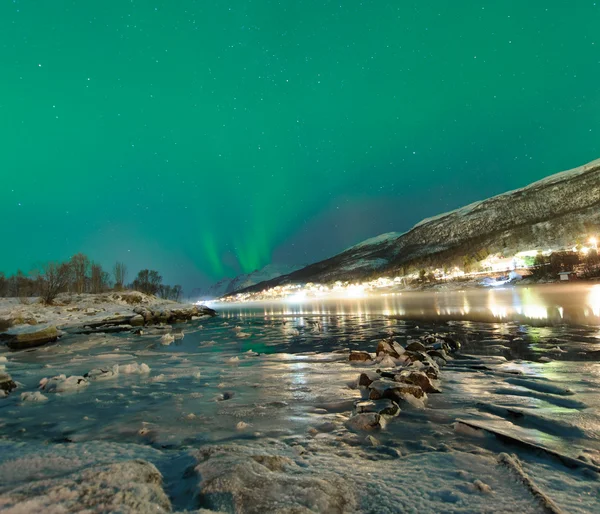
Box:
0, 293, 599, 512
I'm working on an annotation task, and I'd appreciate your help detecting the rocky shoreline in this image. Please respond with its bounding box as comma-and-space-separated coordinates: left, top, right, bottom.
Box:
345, 333, 459, 432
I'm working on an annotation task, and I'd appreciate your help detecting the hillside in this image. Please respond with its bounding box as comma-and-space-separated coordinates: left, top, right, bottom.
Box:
240, 158, 600, 293
193, 264, 302, 300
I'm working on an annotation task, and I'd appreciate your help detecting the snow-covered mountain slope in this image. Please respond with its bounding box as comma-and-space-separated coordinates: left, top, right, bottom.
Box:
194, 264, 302, 300
241, 158, 600, 292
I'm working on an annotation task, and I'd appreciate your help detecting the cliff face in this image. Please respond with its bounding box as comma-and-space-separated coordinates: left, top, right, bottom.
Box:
242, 159, 600, 292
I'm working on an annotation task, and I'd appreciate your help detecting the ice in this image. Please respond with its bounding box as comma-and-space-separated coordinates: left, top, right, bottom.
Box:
118, 362, 151, 374
39, 375, 89, 393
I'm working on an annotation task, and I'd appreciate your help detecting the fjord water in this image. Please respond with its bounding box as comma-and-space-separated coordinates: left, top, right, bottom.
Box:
1, 284, 599, 512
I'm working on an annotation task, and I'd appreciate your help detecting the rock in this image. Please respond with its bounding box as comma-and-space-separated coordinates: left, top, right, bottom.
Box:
1, 325, 59, 350
355, 399, 400, 417
404, 350, 440, 371
129, 314, 145, 327
405, 341, 427, 352
345, 412, 383, 431
428, 349, 449, 363
369, 379, 425, 402
365, 435, 380, 446
358, 371, 381, 387
419, 364, 440, 380
395, 370, 441, 393
85, 365, 119, 381
39, 375, 89, 393
20, 391, 48, 402
0, 460, 171, 513
376, 339, 399, 358
193, 445, 356, 513
0, 371, 17, 394
160, 333, 175, 345
441, 335, 461, 351
118, 362, 151, 374
349, 350, 372, 362
375, 355, 398, 368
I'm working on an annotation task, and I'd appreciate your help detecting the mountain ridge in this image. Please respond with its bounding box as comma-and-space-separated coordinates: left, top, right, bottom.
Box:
237, 158, 600, 294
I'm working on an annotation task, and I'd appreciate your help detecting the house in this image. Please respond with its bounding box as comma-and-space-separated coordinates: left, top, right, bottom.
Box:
558, 271, 577, 281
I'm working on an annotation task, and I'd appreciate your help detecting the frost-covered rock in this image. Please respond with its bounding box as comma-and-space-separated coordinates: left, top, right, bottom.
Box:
118, 362, 151, 375
346, 412, 383, 431
355, 399, 400, 417
395, 370, 441, 394
193, 444, 356, 513
1, 325, 59, 350
160, 333, 174, 345
376, 339, 404, 358
369, 379, 425, 402
20, 391, 48, 402
0, 459, 171, 513
349, 350, 372, 362
358, 371, 381, 387
0, 371, 17, 394
85, 365, 119, 381
39, 375, 89, 393
375, 355, 398, 368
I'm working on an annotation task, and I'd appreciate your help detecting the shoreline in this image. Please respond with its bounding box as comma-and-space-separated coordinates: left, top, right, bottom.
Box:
0, 292, 216, 350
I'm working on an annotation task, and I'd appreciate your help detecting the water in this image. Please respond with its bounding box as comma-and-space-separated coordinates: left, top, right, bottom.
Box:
1, 284, 599, 512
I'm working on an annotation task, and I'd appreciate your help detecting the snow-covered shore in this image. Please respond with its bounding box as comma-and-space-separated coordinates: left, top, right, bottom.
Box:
0, 292, 216, 333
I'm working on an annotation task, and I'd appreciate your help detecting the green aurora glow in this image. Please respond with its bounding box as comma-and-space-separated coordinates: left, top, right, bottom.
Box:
1, 1, 599, 286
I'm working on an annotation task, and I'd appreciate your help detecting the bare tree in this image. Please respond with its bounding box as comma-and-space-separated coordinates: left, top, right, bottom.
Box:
90, 262, 108, 293
113, 262, 127, 291
70, 253, 90, 293
172, 285, 183, 302
132, 269, 162, 295
41, 261, 72, 304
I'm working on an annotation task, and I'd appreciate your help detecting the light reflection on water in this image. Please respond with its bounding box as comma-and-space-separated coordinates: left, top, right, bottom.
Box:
217, 284, 600, 325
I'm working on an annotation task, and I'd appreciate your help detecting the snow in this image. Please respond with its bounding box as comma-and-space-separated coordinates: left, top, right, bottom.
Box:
118, 362, 151, 375
345, 231, 403, 252
413, 158, 600, 229
0, 292, 203, 333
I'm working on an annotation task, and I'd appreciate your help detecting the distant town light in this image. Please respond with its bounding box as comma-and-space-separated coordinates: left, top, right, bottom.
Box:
589, 237, 598, 250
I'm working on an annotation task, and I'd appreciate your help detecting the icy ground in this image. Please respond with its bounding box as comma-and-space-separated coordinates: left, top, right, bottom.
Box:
0, 292, 201, 331
1, 307, 599, 512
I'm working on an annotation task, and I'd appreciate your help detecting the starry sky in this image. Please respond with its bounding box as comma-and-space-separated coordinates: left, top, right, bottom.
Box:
1, 1, 599, 289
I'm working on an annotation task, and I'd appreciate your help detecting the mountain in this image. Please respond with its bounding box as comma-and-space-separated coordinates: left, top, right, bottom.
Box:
193, 264, 302, 300
239, 158, 600, 293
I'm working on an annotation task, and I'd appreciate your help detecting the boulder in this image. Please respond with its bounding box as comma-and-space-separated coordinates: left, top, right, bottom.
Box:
441, 335, 461, 351
1, 325, 59, 350
395, 370, 441, 394
428, 349, 449, 362
358, 371, 381, 387
345, 412, 383, 431
129, 314, 145, 327
0, 371, 17, 394
0, 460, 171, 513
369, 379, 425, 402
20, 391, 48, 402
193, 445, 356, 513
40, 375, 89, 393
376, 339, 402, 358
355, 399, 400, 417
85, 365, 119, 381
405, 341, 427, 353
376, 355, 398, 368
404, 351, 439, 371
349, 350, 372, 362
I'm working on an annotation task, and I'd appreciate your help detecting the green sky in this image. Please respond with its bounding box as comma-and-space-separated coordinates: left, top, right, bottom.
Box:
1, 1, 599, 288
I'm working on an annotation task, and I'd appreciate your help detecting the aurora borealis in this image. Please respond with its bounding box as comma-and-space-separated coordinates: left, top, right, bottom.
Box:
1, 2, 599, 287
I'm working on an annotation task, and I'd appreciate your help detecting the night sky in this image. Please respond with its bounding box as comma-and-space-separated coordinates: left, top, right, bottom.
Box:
1, 1, 599, 288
